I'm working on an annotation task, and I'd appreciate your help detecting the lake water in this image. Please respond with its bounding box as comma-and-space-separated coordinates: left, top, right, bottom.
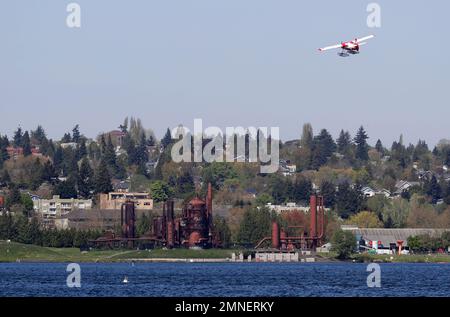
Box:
1, 262, 449, 297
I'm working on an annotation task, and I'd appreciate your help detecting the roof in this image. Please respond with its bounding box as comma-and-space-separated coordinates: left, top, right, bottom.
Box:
347, 228, 450, 247
189, 196, 206, 207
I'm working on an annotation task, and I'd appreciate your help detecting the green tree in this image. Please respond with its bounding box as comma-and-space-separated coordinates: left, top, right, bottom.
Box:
78, 157, 94, 198
320, 181, 336, 208
337, 130, 352, 157
21, 194, 34, 216
214, 216, 232, 248
136, 213, 151, 237
311, 129, 336, 169
292, 177, 312, 203
53, 179, 77, 199
161, 128, 173, 148
76, 139, 87, 160
150, 180, 173, 202
331, 229, 356, 259
72, 124, 81, 143
0, 135, 10, 168
255, 193, 273, 206
103, 135, 117, 167
13, 127, 23, 147
236, 207, 272, 245
6, 183, 21, 209
22, 131, 32, 156
41, 160, 56, 182
202, 162, 237, 190
424, 175, 441, 204
94, 159, 113, 194
61, 132, 72, 143
346, 211, 383, 228
354, 126, 369, 161
300, 123, 314, 149
375, 139, 384, 155
336, 182, 363, 219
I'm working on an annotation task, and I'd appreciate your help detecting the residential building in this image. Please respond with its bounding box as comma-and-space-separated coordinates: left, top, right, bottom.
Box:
33, 195, 93, 219
361, 186, 376, 198
394, 180, 421, 196
265, 202, 330, 213
361, 187, 391, 198
112, 180, 130, 193
99, 192, 153, 210
60, 142, 78, 149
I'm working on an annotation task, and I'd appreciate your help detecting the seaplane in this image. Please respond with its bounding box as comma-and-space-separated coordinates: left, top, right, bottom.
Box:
318, 35, 375, 57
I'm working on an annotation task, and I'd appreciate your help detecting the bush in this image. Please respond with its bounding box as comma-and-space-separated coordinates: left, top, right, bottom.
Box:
331, 229, 356, 259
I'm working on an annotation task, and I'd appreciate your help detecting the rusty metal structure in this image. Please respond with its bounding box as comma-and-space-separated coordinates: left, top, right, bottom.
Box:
90, 184, 219, 249
255, 194, 326, 251
152, 183, 217, 248
90, 200, 163, 249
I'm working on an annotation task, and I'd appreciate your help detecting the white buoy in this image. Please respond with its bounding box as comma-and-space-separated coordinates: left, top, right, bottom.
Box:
123, 276, 128, 284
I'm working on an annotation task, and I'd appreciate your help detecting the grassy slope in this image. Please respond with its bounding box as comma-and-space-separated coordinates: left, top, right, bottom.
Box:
0, 241, 238, 262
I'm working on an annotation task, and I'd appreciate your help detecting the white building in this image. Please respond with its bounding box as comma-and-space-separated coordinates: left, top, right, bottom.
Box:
33, 195, 92, 219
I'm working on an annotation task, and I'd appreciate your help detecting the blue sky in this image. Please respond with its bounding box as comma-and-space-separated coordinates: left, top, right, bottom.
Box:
0, 1, 449, 146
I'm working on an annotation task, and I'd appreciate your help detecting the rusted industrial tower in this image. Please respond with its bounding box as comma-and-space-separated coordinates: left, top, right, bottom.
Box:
151, 183, 217, 248
256, 194, 325, 251
182, 183, 214, 248
121, 200, 136, 247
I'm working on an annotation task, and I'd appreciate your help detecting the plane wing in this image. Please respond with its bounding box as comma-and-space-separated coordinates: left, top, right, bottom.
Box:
318, 44, 342, 52
356, 35, 375, 43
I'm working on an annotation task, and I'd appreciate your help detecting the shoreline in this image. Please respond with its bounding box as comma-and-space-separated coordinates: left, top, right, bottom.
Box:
2, 241, 450, 264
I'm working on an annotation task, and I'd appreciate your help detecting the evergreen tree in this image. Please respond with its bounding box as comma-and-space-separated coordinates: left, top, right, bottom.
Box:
311, 129, 336, 169
76, 138, 87, 160
29, 158, 43, 190
103, 135, 117, 167
375, 139, 384, 155
354, 126, 369, 161
53, 146, 64, 176
425, 175, 441, 204
0, 135, 9, 168
336, 182, 363, 219
6, 183, 22, 209
94, 159, 113, 194
236, 207, 272, 245
337, 130, 352, 156
413, 140, 429, 161
53, 178, 77, 199
22, 131, 32, 156
134, 134, 148, 166
292, 178, 312, 203
72, 124, 81, 143
320, 181, 336, 208
61, 132, 72, 143
31, 125, 47, 145
161, 128, 172, 148
13, 127, 23, 147
41, 161, 56, 182
78, 157, 94, 198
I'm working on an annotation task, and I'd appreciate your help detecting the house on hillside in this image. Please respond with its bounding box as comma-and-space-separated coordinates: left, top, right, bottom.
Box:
393, 180, 421, 196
